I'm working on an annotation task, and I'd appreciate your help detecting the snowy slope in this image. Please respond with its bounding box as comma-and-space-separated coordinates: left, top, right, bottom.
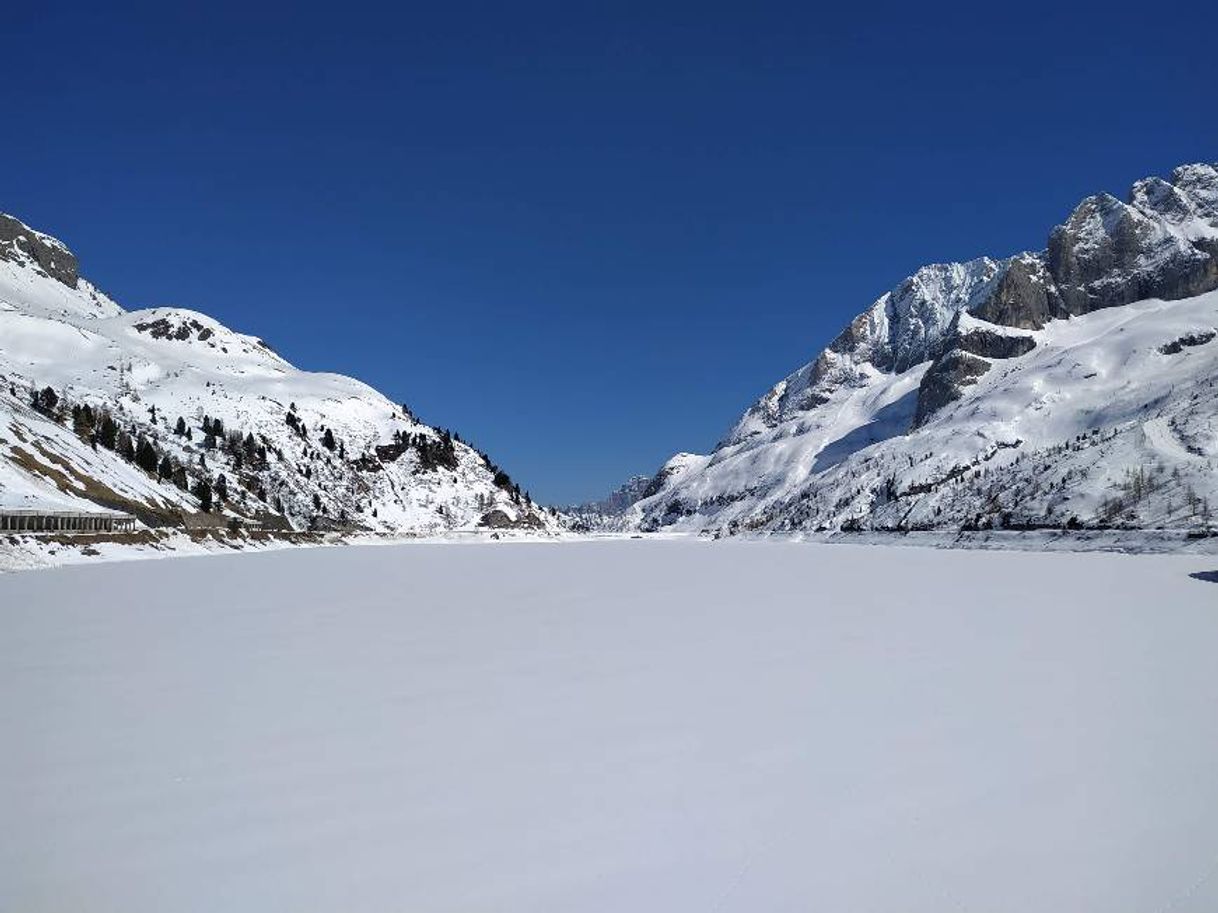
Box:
4, 539, 1217, 911
0, 212, 554, 535
630, 163, 1218, 534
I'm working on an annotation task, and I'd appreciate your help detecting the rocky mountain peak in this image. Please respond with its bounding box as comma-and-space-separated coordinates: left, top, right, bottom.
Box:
629, 161, 1218, 536
1169, 162, 1218, 218
0, 213, 78, 288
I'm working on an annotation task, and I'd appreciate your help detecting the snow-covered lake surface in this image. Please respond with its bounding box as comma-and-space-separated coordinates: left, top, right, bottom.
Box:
3, 539, 1218, 911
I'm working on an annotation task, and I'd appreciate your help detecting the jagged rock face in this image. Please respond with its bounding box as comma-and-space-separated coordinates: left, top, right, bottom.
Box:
953, 326, 1036, 359
1047, 193, 1218, 315
820, 259, 1004, 376
971, 255, 1060, 330
0, 214, 78, 288
480, 508, 545, 530
913, 350, 990, 427
734, 162, 1218, 437
881, 258, 1005, 372
722, 258, 1002, 446
632, 162, 1218, 535
913, 317, 1037, 427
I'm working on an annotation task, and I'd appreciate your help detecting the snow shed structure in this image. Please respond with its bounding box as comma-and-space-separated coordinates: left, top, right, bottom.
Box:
0, 510, 136, 533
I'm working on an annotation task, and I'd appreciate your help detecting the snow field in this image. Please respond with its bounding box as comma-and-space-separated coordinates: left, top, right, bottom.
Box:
3, 538, 1217, 911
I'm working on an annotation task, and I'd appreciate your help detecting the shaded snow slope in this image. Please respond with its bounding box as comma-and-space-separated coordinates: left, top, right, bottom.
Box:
0, 212, 553, 535
631, 163, 1218, 534
3, 539, 1217, 911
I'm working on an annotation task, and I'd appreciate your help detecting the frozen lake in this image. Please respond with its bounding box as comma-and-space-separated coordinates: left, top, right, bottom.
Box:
3, 539, 1217, 911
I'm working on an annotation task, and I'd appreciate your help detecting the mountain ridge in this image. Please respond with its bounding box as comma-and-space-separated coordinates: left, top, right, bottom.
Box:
0, 212, 556, 539
621, 162, 1218, 535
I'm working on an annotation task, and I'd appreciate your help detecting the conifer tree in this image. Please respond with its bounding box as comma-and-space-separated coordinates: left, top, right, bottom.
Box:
136, 437, 160, 474
97, 412, 119, 450
193, 477, 213, 512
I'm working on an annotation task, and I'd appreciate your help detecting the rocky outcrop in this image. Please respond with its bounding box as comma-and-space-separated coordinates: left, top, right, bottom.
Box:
1047, 192, 1218, 315
721, 259, 1004, 445
0, 214, 79, 288
913, 349, 989, 427
480, 509, 546, 530
913, 316, 1036, 427
971, 254, 1061, 329
883, 258, 1005, 372
953, 326, 1036, 360
133, 316, 213, 342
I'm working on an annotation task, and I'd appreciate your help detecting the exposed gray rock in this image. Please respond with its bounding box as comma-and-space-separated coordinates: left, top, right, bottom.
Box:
635, 162, 1218, 536
970, 255, 1061, 329
479, 508, 545, 530
133, 316, 210, 341
913, 350, 991, 428
911, 312, 1037, 427
0, 213, 78, 288
882, 258, 1006, 373
1047, 192, 1218, 315
954, 326, 1037, 359
753, 164, 1218, 438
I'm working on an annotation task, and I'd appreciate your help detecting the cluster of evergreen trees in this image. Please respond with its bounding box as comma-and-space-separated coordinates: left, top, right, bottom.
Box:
474, 446, 529, 505
26, 381, 276, 517
414, 429, 458, 472
284, 402, 308, 440
31, 385, 61, 419
385, 427, 459, 472
64, 397, 203, 501
16, 381, 540, 530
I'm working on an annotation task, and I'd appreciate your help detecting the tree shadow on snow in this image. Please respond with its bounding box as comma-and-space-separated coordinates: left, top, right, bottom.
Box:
1189, 570, 1218, 584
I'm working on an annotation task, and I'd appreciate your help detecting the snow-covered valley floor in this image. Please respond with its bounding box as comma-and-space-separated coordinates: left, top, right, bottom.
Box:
3, 539, 1217, 912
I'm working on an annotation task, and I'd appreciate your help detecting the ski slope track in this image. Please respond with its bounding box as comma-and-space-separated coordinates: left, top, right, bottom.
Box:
618, 162, 1218, 535
0, 211, 555, 556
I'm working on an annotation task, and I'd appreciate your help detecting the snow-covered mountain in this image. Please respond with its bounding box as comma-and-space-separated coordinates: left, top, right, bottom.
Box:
0, 212, 554, 536
626, 163, 1218, 534
560, 474, 655, 530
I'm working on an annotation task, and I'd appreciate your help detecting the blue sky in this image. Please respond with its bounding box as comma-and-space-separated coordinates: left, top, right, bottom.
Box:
3, 2, 1215, 503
